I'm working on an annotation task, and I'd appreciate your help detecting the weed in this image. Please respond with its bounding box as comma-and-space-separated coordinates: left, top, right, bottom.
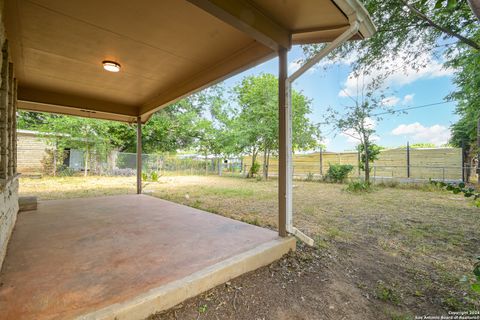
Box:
198, 304, 208, 314
305, 172, 315, 182
375, 281, 401, 305
346, 181, 372, 193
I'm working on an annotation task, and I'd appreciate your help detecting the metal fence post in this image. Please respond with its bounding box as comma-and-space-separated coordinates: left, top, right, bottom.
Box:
406, 141, 410, 179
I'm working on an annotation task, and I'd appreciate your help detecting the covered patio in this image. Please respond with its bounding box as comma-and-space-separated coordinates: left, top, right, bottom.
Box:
0, 195, 294, 319
0, 0, 375, 319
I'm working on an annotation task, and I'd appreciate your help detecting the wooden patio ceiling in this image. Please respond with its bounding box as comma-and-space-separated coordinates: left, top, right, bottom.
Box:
5, 0, 375, 123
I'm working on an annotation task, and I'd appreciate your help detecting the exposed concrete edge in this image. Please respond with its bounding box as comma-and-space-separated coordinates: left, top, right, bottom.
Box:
76, 236, 296, 320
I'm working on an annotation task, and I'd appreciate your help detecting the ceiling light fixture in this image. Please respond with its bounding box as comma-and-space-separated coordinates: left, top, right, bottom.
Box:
102, 60, 121, 73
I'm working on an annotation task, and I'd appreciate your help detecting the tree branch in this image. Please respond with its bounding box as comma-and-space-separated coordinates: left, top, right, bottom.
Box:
400, 0, 480, 50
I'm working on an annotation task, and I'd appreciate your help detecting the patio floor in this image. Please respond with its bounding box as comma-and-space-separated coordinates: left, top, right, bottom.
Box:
0, 195, 294, 320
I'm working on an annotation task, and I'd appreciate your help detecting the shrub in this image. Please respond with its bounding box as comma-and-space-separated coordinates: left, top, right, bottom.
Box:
325, 164, 354, 183
346, 181, 372, 192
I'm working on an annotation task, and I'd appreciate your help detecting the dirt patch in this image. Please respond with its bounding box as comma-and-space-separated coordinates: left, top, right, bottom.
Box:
148, 242, 442, 320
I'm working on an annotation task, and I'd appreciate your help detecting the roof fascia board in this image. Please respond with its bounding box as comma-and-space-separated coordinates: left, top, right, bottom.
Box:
332, 0, 377, 38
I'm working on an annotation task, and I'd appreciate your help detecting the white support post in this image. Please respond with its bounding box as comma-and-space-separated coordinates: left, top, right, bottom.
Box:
136, 117, 142, 195
281, 21, 360, 246
278, 47, 288, 237
285, 79, 293, 232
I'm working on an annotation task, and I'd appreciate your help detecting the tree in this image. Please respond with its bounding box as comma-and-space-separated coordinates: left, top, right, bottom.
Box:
233, 74, 320, 178
303, 0, 479, 160
35, 116, 116, 176
303, 0, 479, 72
325, 74, 393, 183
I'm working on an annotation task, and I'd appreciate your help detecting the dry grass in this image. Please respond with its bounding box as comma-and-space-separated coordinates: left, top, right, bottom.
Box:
20, 175, 480, 315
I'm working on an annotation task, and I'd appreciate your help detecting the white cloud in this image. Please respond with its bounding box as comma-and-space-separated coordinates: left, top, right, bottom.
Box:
382, 96, 400, 107
402, 94, 414, 104
339, 52, 455, 97
391, 122, 451, 145
288, 60, 301, 74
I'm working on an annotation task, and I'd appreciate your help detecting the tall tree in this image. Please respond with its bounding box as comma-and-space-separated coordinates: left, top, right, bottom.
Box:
303, 0, 479, 160
233, 74, 320, 178
325, 74, 393, 183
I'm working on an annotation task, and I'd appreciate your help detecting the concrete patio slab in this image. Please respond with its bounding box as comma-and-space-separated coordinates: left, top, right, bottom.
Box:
0, 195, 295, 320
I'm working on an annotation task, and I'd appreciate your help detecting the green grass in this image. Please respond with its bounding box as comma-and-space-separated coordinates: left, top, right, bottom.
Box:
20, 175, 480, 313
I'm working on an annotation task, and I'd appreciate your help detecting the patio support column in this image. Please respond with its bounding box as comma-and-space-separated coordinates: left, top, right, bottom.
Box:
136, 117, 142, 194
278, 47, 290, 237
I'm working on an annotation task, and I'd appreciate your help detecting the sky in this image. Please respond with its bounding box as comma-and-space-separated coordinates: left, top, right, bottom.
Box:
222, 45, 457, 152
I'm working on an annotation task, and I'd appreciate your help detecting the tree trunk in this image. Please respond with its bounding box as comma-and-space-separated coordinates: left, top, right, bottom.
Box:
84, 145, 89, 177
266, 149, 270, 180
205, 154, 208, 176
263, 148, 268, 180
52, 148, 57, 177
364, 142, 370, 184
218, 157, 222, 176
248, 149, 257, 178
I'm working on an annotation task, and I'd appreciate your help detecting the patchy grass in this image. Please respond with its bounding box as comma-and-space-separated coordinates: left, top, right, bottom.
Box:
20, 175, 480, 317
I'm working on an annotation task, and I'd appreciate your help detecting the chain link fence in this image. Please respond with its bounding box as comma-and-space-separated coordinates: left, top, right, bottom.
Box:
17, 146, 245, 177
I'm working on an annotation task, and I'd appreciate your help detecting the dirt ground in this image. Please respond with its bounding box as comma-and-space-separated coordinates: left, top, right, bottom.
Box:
20, 175, 480, 319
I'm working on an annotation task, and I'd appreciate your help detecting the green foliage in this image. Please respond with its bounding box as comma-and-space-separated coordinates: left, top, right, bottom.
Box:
448, 30, 480, 152
303, 0, 479, 160
429, 180, 480, 203
325, 164, 354, 183
234, 74, 320, 178
142, 171, 160, 182
150, 171, 159, 182
473, 257, 480, 293
408, 142, 437, 149
357, 143, 382, 171
249, 162, 260, 177
375, 281, 401, 305
198, 304, 208, 314
346, 181, 372, 193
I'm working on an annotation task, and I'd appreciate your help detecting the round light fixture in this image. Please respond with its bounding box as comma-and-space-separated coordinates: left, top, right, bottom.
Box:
102, 60, 121, 73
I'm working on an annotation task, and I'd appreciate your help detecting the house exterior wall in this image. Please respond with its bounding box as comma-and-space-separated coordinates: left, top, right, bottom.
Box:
17, 130, 50, 175
0, 1, 19, 270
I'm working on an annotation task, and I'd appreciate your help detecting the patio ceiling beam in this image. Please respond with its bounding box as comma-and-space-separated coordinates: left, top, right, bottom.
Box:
186, 0, 291, 51
139, 42, 274, 121
17, 87, 138, 119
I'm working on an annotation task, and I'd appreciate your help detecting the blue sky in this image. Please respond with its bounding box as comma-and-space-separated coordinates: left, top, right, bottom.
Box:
222, 46, 457, 152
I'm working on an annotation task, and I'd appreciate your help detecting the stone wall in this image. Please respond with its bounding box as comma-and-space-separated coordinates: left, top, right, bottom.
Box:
0, 178, 18, 269
0, 0, 19, 270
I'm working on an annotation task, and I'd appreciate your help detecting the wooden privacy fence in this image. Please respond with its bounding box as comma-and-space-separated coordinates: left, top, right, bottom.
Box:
243, 147, 464, 181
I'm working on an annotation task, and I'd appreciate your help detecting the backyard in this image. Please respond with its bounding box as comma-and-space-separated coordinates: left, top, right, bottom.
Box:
19, 175, 480, 319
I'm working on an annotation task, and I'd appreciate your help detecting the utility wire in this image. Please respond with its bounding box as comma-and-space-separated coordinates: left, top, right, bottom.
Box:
373, 101, 452, 116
